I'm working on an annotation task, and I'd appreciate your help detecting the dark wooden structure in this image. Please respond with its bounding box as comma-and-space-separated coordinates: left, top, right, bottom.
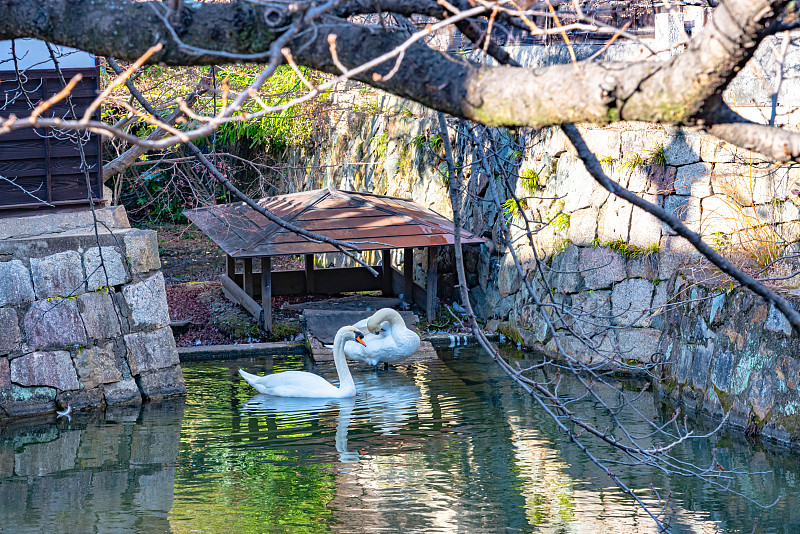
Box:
0, 47, 103, 211
185, 189, 485, 332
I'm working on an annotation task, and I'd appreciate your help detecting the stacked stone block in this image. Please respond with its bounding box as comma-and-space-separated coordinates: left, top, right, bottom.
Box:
302, 97, 800, 441
0, 208, 184, 420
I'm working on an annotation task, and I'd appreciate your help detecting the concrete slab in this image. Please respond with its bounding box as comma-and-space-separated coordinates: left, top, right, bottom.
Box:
178, 342, 307, 361
0, 206, 130, 240
304, 309, 418, 344
312, 340, 438, 364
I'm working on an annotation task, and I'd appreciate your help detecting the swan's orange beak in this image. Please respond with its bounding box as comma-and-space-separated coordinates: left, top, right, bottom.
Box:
355, 332, 367, 346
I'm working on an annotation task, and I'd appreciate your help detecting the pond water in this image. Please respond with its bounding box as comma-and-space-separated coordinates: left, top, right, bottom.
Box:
1, 345, 799, 533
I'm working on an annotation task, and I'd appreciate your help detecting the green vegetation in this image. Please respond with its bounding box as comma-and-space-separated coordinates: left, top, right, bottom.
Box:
371, 132, 389, 158
598, 155, 614, 173
618, 152, 645, 175
270, 320, 303, 341
215, 65, 327, 152
438, 162, 450, 187
552, 211, 570, 232
649, 142, 666, 167
606, 238, 660, 258
554, 238, 571, 254
519, 168, 541, 193
502, 197, 528, 222
618, 142, 666, 175
429, 134, 444, 154
397, 105, 415, 117
711, 230, 726, 251
411, 134, 426, 152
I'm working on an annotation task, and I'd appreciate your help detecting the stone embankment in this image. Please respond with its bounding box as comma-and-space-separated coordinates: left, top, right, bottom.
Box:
0, 206, 185, 420
300, 92, 800, 441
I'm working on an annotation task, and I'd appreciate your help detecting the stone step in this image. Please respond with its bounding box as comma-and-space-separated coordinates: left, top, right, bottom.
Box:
304, 309, 418, 345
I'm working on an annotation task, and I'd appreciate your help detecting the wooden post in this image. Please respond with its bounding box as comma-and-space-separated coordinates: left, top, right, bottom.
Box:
305, 254, 315, 294
243, 257, 254, 297
426, 246, 439, 321
403, 248, 414, 304
226, 255, 236, 280
261, 257, 272, 333
381, 249, 393, 296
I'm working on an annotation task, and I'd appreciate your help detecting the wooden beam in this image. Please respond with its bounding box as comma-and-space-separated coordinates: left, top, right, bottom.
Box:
220, 274, 263, 326
226, 254, 236, 280
381, 249, 393, 296
243, 257, 254, 297
40, 81, 53, 204
305, 254, 315, 294
426, 247, 439, 321
261, 257, 272, 333
403, 247, 414, 304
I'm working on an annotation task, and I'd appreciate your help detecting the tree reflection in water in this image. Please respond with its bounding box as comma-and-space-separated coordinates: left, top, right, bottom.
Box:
1, 348, 798, 533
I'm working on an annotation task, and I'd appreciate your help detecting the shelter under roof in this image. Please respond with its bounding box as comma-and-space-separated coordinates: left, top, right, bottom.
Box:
185, 188, 486, 331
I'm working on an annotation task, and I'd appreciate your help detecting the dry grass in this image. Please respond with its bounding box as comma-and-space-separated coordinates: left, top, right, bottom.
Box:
704, 161, 791, 270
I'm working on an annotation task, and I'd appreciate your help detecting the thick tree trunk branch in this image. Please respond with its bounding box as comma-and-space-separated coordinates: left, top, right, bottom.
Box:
0, 0, 796, 161
701, 98, 800, 163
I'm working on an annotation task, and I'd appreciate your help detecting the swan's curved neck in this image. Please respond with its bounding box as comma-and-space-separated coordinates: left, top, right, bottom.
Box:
332, 333, 356, 394
370, 309, 402, 330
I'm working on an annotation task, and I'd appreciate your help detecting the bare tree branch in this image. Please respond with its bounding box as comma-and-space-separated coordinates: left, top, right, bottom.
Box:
561, 122, 800, 332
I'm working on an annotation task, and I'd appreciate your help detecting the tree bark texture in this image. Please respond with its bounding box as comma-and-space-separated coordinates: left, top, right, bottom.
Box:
0, 0, 798, 161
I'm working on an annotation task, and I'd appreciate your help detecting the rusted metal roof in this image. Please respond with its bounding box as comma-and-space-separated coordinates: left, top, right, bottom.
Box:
185, 188, 485, 258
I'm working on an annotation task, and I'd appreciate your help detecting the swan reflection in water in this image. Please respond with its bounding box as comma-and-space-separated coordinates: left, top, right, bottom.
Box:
241, 370, 421, 462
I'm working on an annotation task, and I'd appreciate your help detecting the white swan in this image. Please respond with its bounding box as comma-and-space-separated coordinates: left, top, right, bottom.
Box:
239, 325, 365, 398
344, 308, 421, 368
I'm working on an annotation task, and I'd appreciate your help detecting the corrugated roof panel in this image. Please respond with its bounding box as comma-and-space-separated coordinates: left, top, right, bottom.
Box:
185, 188, 485, 258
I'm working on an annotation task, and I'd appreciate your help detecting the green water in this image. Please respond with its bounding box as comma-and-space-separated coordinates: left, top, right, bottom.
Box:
1, 346, 799, 533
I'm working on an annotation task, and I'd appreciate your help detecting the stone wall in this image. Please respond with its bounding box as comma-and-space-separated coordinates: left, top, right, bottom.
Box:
296, 89, 800, 440
0, 206, 185, 421
658, 287, 800, 443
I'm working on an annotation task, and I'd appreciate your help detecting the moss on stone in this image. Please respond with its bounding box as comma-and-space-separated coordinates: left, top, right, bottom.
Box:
270, 321, 303, 341
712, 384, 734, 412
498, 323, 524, 345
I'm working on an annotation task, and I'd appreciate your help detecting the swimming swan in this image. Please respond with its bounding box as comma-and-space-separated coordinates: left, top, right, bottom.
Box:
344, 308, 420, 368
239, 325, 366, 398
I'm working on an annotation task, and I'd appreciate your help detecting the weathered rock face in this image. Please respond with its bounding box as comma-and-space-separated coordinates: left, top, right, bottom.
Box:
0, 309, 21, 355
24, 299, 88, 351
78, 291, 122, 340
85, 246, 130, 290
125, 328, 180, 376
657, 287, 800, 443
30, 251, 84, 299
73, 344, 123, 389
0, 261, 35, 307
11, 352, 80, 391
0, 206, 185, 421
122, 273, 171, 330
578, 247, 626, 290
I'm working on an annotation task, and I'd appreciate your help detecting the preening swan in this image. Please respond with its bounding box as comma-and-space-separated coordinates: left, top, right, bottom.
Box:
239, 325, 365, 398
344, 308, 420, 368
